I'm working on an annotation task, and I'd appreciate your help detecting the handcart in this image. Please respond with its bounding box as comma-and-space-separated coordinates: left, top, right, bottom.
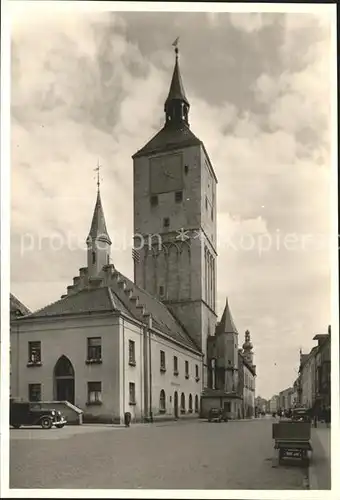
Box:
272, 421, 312, 464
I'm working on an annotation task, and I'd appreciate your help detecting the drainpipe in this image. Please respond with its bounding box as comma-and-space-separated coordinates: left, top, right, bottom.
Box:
143, 318, 149, 422
148, 315, 153, 422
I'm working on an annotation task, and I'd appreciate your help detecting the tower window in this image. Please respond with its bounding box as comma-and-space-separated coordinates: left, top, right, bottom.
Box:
175, 191, 183, 203
211, 208, 214, 221
205, 196, 208, 210
184, 165, 189, 175
92, 251, 96, 264
163, 217, 170, 228
150, 195, 158, 206
159, 285, 165, 297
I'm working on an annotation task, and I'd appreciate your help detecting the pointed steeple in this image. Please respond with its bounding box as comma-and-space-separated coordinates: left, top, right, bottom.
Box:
86, 167, 111, 278
216, 297, 239, 335
87, 189, 111, 245
164, 43, 190, 127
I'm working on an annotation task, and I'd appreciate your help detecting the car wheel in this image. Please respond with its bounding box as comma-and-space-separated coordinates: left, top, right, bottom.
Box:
55, 424, 65, 428
41, 417, 52, 429
12, 424, 21, 429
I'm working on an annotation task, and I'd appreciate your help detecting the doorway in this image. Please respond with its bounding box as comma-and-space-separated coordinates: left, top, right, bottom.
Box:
54, 355, 75, 405
174, 391, 179, 418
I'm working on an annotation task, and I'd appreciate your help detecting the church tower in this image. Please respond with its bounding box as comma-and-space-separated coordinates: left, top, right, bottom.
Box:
132, 45, 217, 386
86, 176, 112, 277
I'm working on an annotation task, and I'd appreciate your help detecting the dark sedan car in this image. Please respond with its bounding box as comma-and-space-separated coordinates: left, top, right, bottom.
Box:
208, 407, 229, 422
10, 399, 67, 429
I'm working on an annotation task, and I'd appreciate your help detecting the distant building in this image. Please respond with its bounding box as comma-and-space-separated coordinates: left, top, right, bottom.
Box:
255, 396, 267, 414
279, 387, 293, 410
298, 325, 331, 411
269, 395, 279, 413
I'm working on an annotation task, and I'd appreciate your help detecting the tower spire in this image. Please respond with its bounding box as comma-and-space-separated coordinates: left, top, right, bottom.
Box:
86, 162, 111, 277
164, 37, 190, 127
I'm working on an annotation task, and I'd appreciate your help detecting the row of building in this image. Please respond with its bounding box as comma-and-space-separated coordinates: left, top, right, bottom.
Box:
270, 326, 331, 414
9, 47, 256, 424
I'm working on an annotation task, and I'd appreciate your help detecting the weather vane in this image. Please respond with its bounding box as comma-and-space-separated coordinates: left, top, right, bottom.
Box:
172, 36, 180, 57
94, 160, 102, 190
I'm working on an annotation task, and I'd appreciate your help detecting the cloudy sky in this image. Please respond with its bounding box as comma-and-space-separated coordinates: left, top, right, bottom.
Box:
9, 4, 334, 399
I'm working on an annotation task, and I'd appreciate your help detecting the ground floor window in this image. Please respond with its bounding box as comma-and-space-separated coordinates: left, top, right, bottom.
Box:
188, 394, 193, 413
28, 383, 41, 402
195, 395, 199, 413
180, 393, 185, 413
87, 381, 102, 404
159, 389, 166, 412
224, 401, 231, 413
129, 382, 136, 405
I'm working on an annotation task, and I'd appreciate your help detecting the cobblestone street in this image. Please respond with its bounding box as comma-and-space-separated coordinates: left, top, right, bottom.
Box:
10, 418, 307, 490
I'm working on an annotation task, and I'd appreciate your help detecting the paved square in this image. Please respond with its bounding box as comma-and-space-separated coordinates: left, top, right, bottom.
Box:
10, 418, 307, 489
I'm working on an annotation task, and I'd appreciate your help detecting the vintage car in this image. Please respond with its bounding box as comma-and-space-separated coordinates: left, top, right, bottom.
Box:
290, 408, 312, 423
10, 399, 67, 429
208, 407, 229, 422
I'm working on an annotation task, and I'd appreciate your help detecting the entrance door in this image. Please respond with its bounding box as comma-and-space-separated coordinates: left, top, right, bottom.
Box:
54, 356, 75, 405
56, 378, 75, 403
174, 391, 179, 418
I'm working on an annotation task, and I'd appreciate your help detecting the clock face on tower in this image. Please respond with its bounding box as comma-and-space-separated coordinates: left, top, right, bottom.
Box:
149, 153, 183, 194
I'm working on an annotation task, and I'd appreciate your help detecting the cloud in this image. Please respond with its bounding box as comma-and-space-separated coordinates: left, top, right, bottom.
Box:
10, 11, 332, 399
229, 13, 276, 33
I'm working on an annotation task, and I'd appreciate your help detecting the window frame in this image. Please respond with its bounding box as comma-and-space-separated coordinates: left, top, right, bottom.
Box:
160, 350, 166, 372
185, 360, 189, 379
128, 340, 136, 366
28, 383, 42, 402
86, 337, 102, 364
159, 389, 166, 413
129, 382, 136, 405
87, 381, 102, 405
175, 191, 183, 203
28, 341, 42, 366
173, 356, 179, 376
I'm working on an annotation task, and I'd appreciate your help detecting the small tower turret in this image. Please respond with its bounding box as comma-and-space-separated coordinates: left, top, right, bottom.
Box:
242, 330, 254, 365
86, 163, 111, 277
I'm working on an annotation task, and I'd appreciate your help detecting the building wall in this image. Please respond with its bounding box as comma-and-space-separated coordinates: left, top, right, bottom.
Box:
10, 313, 122, 422
301, 355, 316, 408
11, 312, 203, 424
149, 331, 202, 419
243, 364, 255, 417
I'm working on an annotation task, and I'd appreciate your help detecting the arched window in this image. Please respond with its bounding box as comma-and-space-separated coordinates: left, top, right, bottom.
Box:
189, 394, 193, 413
180, 393, 185, 414
92, 251, 96, 264
159, 389, 166, 412
195, 395, 199, 413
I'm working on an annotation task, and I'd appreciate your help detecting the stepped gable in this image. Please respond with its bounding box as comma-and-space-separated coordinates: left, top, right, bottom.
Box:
26, 286, 130, 319
108, 270, 201, 352
10, 293, 31, 317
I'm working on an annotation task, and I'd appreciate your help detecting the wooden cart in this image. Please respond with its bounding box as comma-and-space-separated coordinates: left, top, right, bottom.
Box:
272, 421, 312, 464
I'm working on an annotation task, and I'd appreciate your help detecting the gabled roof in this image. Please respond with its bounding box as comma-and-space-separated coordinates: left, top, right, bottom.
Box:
87, 189, 111, 244
10, 293, 31, 317
132, 123, 201, 159
18, 271, 200, 353
216, 298, 239, 335
25, 287, 129, 319
112, 273, 200, 352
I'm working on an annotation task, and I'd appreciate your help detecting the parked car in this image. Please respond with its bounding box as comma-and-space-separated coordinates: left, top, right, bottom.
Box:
208, 407, 229, 422
10, 399, 67, 429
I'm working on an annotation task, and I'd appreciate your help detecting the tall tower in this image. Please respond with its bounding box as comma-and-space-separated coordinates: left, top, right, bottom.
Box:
132, 45, 217, 386
214, 298, 239, 392
86, 175, 112, 277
